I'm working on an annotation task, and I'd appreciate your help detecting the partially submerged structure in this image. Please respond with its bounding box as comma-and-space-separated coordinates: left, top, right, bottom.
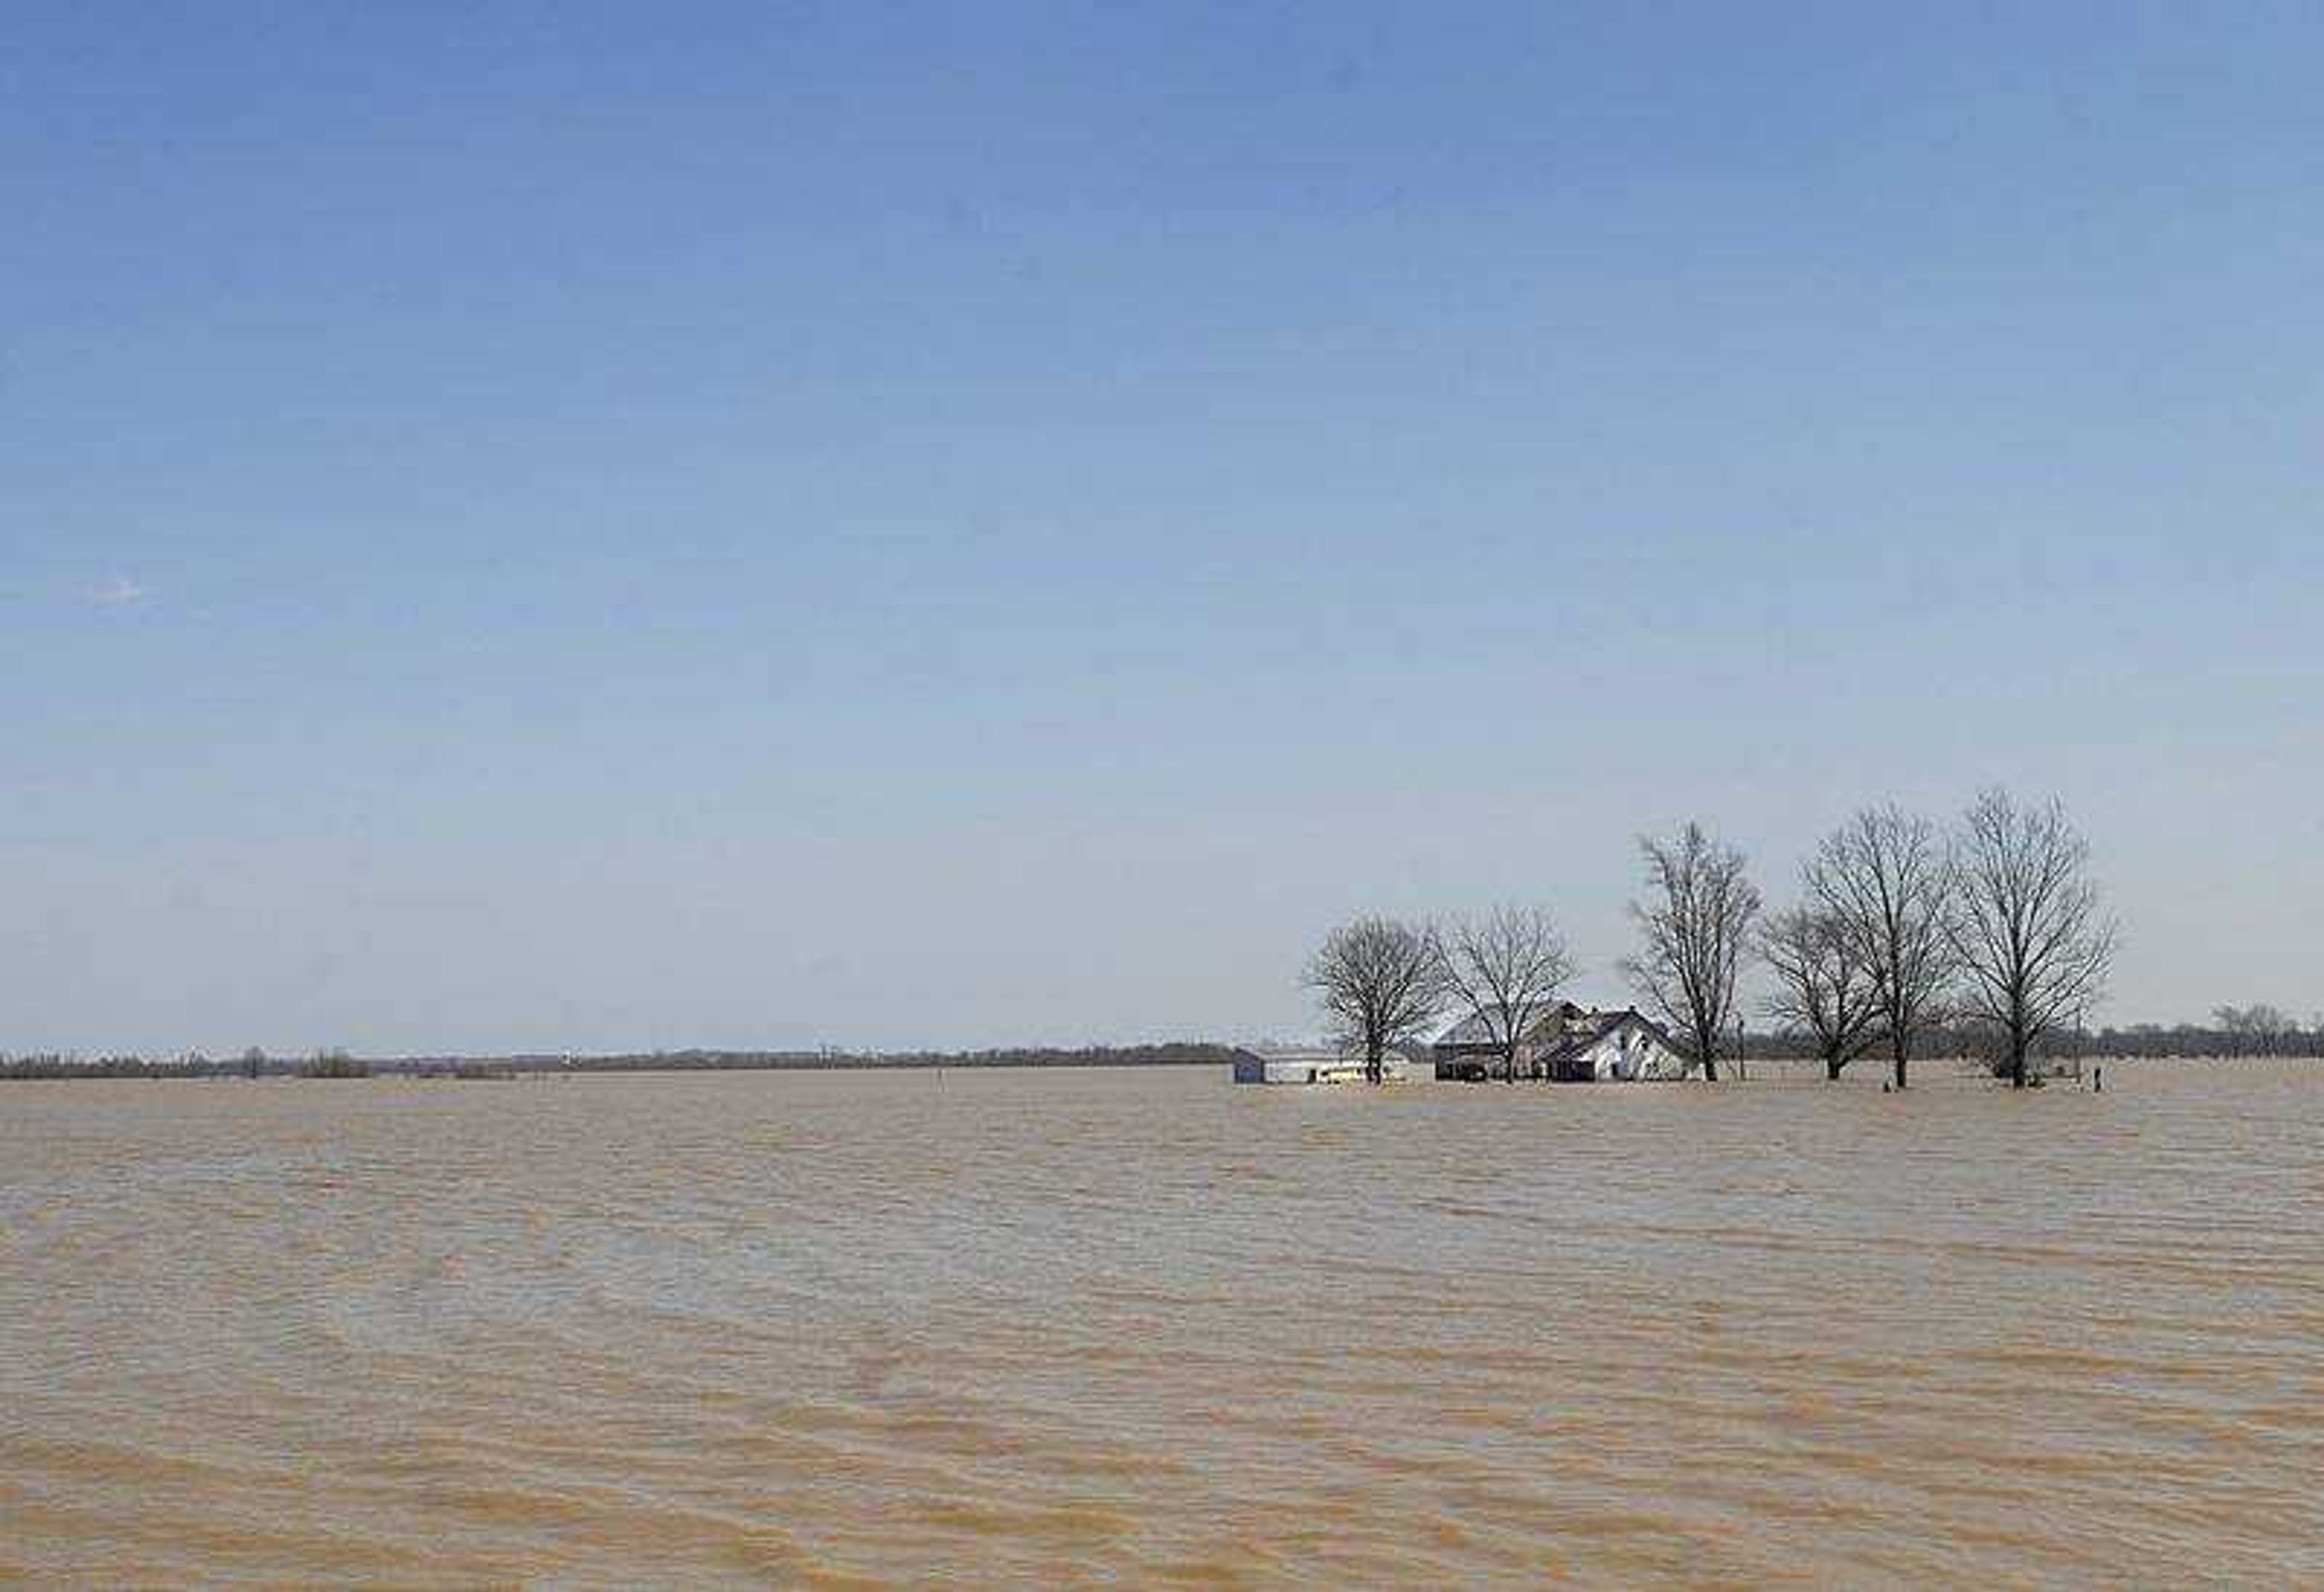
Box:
1432, 1001, 1589, 1080
1433, 1005, 1693, 1082
1230, 1047, 1413, 1086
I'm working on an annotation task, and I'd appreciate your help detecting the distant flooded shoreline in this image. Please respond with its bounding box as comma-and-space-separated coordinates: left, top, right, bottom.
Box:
4, 1048, 2317, 1084
0, 1043, 1241, 1082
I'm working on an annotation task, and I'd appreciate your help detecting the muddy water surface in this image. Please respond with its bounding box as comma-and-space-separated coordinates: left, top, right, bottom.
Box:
3, 1062, 2320, 1585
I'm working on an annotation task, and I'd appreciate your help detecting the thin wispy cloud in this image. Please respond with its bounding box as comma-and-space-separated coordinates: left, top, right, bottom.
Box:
85, 576, 151, 608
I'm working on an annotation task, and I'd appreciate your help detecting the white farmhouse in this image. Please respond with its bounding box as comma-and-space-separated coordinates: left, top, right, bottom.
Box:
1432, 1005, 1695, 1082
1535, 1009, 1694, 1081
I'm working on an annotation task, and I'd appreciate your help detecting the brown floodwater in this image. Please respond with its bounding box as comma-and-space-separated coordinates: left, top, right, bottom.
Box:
2, 1061, 2319, 1587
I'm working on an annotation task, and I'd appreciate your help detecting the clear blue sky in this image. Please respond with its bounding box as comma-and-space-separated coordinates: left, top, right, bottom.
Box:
5, 3, 2319, 1054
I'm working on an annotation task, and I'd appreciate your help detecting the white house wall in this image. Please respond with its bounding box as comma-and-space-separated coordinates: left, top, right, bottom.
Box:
1584, 1030, 1694, 1081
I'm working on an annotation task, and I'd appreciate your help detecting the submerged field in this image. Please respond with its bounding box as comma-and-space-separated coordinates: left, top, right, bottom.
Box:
3, 1061, 2319, 1585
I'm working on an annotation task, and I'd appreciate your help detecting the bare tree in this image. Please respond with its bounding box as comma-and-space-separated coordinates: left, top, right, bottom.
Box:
2210, 1003, 2294, 1057
2212, 1004, 2256, 1057
1812, 806, 1956, 1090
1306, 916, 1448, 1084
1622, 823, 1760, 1082
1951, 790, 2117, 1087
1761, 903, 1883, 1081
2213, 1004, 2297, 1057
2244, 1004, 2296, 1055
1439, 905, 1577, 1084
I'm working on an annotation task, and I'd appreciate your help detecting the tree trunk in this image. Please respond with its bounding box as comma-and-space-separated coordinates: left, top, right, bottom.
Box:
1826, 1056, 1846, 1082
1893, 1051, 1908, 1091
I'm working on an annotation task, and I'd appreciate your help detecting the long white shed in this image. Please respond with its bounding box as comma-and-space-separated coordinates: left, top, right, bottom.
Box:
1230, 1048, 1411, 1085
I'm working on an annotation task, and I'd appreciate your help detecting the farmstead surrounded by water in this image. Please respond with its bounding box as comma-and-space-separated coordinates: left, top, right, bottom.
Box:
1230, 1007, 1694, 1087
1432, 1003, 1693, 1082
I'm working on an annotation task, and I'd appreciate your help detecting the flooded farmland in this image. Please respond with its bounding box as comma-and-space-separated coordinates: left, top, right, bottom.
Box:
3, 1061, 2319, 1585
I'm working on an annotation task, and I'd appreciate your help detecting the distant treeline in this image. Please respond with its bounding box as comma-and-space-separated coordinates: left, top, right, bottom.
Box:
0, 1041, 1241, 1082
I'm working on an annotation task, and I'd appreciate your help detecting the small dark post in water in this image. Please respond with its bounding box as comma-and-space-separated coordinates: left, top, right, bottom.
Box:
2093, 1065, 2102, 1093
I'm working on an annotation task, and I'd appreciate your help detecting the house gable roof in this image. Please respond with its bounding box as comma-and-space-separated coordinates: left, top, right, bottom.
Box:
1431, 1000, 1587, 1049
1535, 1008, 1680, 1066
